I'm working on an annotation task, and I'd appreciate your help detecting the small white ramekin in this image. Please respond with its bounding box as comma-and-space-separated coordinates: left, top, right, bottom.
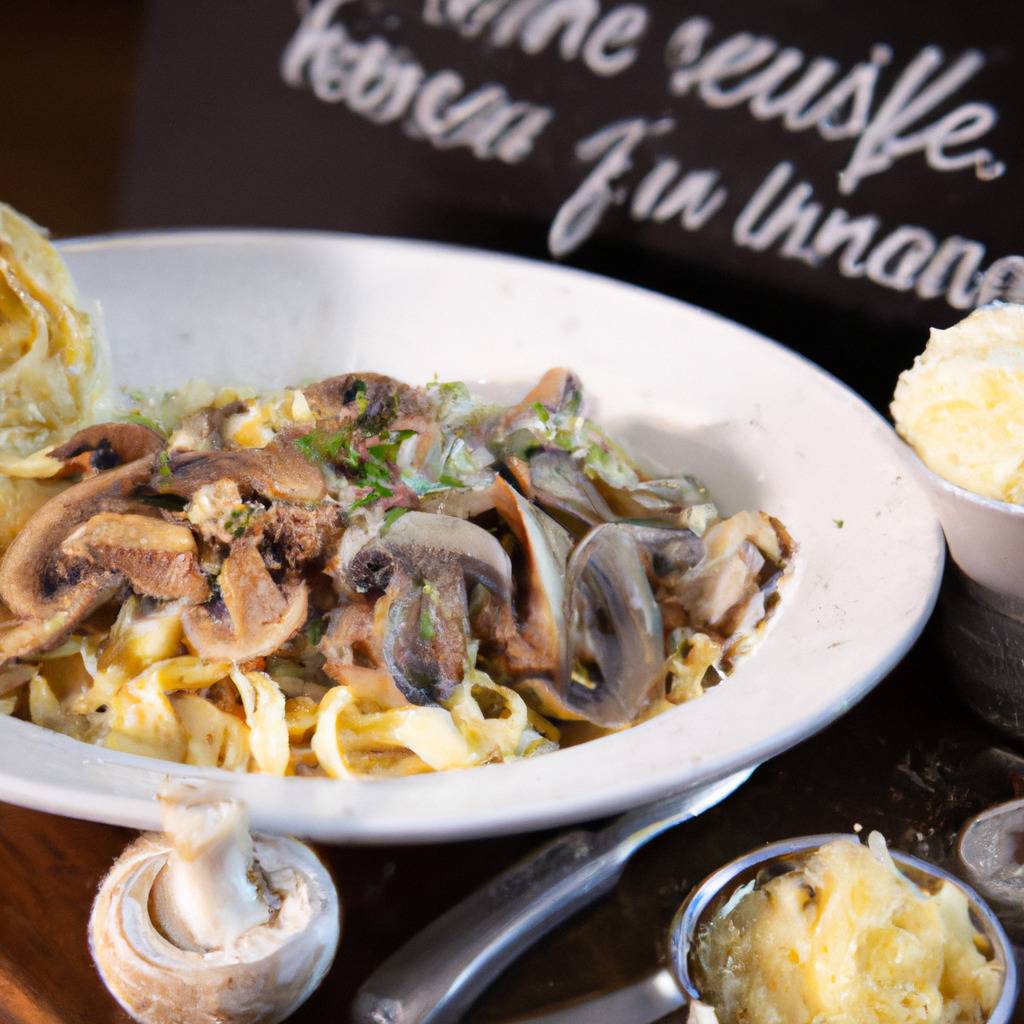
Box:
900, 445, 1024, 607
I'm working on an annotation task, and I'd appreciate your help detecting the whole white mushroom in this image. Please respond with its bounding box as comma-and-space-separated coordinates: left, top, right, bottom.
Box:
89, 784, 340, 1024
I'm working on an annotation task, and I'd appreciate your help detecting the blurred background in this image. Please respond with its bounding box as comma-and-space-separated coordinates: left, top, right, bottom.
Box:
3, 0, 1021, 407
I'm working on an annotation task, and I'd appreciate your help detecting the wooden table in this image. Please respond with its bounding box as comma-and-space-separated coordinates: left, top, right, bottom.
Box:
1, 616, 1021, 1023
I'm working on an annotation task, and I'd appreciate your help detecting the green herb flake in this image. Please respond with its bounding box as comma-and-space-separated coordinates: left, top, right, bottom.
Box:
350, 379, 369, 416
833, 518, 844, 529
224, 505, 257, 539
438, 473, 463, 488
304, 616, 325, 647
122, 411, 167, 437
296, 428, 358, 467
532, 401, 550, 424
381, 506, 410, 535
418, 606, 436, 641
157, 450, 172, 478
418, 581, 438, 641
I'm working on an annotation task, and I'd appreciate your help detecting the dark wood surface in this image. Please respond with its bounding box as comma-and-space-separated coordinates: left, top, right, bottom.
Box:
1, 4, 1022, 1022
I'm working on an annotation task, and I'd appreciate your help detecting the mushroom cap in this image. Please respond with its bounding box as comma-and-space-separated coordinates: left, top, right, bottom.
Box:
49, 422, 166, 476
0, 458, 156, 651
182, 539, 308, 662
89, 831, 339, 1024
155, 441, 326, 504
62, 512, 210, 604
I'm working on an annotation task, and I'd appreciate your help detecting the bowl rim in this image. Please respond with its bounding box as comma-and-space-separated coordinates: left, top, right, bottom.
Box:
897, 436, 1024, 519
0, 227, 947, 842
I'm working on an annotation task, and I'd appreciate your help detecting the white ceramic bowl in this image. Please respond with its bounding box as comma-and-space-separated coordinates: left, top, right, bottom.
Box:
0, 232, 944, 843
901, 446, 1024, 605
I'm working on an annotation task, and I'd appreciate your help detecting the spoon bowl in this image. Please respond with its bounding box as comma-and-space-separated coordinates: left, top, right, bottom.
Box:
670, 834, 1019, 1021
959, 798, 1024, 941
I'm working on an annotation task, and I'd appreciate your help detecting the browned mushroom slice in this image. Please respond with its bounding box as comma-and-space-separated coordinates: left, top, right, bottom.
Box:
491, 477, 572, 676
154, 437, 327, 504
383, 511, 513, 602
49, 422, 166, 476
672, 511, 791, 639
0, 457, 156, 659
302, 372, 428, 427
62, 512, 209, 605
0, 423, 166, 480
321, 600, 385, 668
344, 512, 512, 705
381, 563, 470, 706
559, 524, 665, 729
250, 502, 345, 572
528, 449, 617, 530
182, 538, 307, 662
499, 367, 582, 431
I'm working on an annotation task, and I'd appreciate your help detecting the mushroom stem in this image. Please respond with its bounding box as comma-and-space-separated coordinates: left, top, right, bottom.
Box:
153, 792, 270, 950
89, 784, 340, 1024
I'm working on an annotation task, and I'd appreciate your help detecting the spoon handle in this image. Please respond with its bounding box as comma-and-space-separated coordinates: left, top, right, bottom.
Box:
351, 825, 630, 1024
351, 774, 747, 1024
505, 967, 687, 1024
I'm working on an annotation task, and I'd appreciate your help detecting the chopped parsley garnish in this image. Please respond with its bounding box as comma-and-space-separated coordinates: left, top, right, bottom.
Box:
350, 378, 369, 416
224, 505, 257, 539
418, 582, 439, 641
295, 428, 360, 467
532, 401, 550, 424
304, 616, 325, 647
833, 518, 845, 529
122, 411, 167, 437
381, 506, 410, 534
157, 450, 172, 478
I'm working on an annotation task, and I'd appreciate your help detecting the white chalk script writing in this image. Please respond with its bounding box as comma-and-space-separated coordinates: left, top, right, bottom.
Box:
281, 0, 1019, 311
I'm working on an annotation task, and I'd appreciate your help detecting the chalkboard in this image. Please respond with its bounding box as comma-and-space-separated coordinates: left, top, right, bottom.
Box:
119, 0, 1024, 409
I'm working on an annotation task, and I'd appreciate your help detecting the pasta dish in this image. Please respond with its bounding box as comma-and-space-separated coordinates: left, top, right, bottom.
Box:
0, 208, 794, 778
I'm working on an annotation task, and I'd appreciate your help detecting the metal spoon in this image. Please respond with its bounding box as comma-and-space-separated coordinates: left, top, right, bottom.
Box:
519, 834, 1019, 1023
358, 830, 1020, 1024
351, 769, 753, 1024
959, 796, 1024, 940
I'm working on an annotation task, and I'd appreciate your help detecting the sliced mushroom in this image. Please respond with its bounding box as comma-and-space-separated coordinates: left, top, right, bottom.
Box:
528, 449, 617, 530
381, 561, 470, 705
63, 512, 209, 604
346, 512, 513, 706
50, 422, 166, 474
623, 523, 704, 581
183, 539, 307, 662
155, 438, 326, 504
499, 367, 582, 431
0, 457, 157, 659
598, 474, 717, 530
559, 523, 665, 728
0, 422, 165, 480
302, 372, 428, 428
89, 784, 339, 1024
491, 477, 572, 676
671, 511, 789, 639
383, 511, 513, 602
